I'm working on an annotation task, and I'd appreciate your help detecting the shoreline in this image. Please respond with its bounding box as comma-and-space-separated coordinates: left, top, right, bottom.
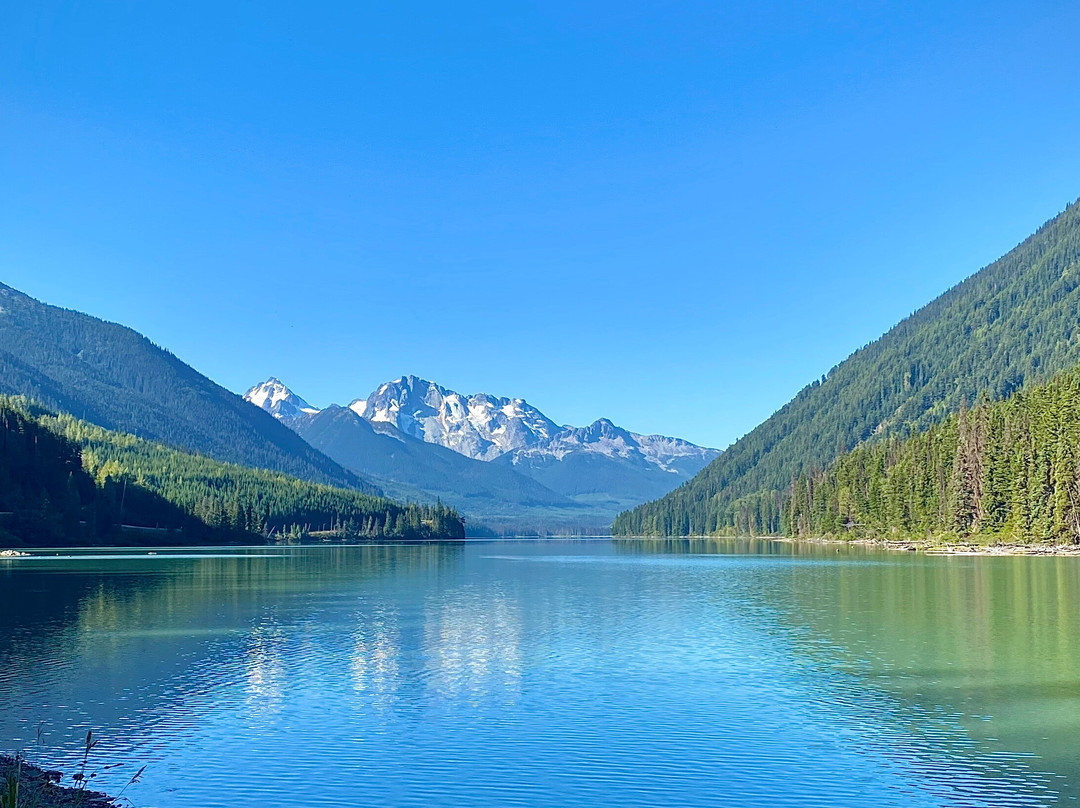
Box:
0, 755, 118, 807
776, 535, 1080, 556
6, 535, 1080, 557
615, 534, 1080, 556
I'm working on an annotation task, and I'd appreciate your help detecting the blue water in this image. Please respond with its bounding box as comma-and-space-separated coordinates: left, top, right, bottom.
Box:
0, 540, 1074, 806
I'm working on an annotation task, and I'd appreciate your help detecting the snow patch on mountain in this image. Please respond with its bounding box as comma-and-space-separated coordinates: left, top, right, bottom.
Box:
246, 374, 718, 471
631, 432, 722, 469
244, 378, 319, 420
348, 375, 559, 461
509, 418, 719, 472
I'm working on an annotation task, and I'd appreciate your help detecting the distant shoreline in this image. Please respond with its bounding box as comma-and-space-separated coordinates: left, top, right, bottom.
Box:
0, 537, 606, 555
8, 535, 1080, 556
0, 537, 469, 553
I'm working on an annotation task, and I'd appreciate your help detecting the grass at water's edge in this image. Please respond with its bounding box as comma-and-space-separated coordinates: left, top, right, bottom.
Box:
2, 731, 145, 808
0, 755, 118, 808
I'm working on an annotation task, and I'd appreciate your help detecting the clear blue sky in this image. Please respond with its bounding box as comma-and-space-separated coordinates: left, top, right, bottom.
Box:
3, 1, 1080, 449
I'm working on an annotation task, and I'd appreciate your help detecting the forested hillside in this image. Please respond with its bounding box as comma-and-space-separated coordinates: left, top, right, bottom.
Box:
615, 199, 1080, 536
785, 363, 1080, 544
0, 398, 464, 547
0, 399, 109, 545
0, 283, 371, 491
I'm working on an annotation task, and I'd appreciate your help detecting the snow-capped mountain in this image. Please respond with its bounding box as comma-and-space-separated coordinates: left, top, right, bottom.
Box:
495, 417, 720, 503
244, 378, 319, 420
349, 375, 560, 461
245, 374, 717, 470
243, 374, 719, 531
508, 417, 718, 474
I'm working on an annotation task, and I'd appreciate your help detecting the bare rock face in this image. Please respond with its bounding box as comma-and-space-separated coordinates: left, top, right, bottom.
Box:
349, 376, 559, 461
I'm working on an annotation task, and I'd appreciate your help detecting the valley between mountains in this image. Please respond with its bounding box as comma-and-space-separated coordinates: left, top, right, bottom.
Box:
0, 280, 714, 539
5, 199, 1080, 544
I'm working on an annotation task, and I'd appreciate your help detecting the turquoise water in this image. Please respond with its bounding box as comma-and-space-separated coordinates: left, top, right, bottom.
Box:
1, 540, 1078, 807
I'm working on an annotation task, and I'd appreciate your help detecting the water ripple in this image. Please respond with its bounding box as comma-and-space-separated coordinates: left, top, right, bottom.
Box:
0, 541, 1071, 806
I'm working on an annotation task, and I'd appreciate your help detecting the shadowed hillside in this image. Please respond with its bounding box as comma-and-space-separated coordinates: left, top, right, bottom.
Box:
0, 284, 372, 491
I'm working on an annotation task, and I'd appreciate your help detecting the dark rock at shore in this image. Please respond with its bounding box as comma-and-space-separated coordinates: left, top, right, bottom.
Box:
0, 755, 118, 807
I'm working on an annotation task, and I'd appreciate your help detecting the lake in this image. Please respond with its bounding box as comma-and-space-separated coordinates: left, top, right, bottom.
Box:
1, 539, 1078, 807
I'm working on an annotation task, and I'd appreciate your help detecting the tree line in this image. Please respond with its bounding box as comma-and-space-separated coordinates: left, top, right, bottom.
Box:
785, 364, 1080, 543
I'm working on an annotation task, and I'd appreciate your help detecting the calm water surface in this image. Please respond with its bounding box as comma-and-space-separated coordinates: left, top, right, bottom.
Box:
2, 540, 1079, 807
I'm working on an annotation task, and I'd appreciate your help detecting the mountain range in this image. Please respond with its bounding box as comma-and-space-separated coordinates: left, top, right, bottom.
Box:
245, 375, 719, 532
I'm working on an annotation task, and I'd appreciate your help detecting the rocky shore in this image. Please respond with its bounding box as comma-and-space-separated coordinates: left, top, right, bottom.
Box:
780, 535, 1080, 556
0, 755, 120, 807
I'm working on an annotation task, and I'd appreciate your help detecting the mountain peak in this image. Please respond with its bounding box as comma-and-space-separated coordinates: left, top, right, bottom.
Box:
348, 376, 558, 461
341, 376, 718, 473
244, 378, 319, 420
